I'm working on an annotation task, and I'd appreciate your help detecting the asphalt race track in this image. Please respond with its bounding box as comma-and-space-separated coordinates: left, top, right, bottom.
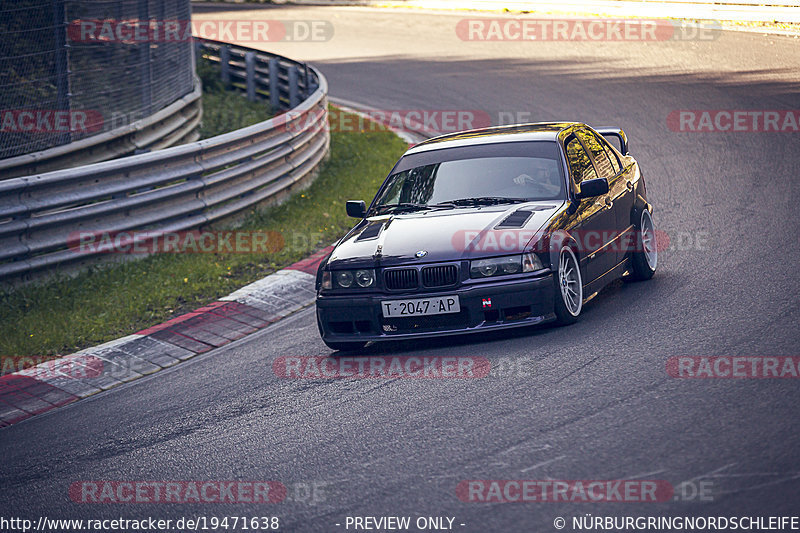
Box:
3, 5, 800, 531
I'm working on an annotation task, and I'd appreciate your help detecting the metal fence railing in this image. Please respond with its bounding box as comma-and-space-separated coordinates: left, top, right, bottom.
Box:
0, 39, 329, 283
0, 0, 195, 162
197, 39, 319, 111
0, 79, 202, 180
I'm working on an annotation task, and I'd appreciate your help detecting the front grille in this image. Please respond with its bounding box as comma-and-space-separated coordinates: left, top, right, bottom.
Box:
421, 265, 458, 288
384, 268, 418, 290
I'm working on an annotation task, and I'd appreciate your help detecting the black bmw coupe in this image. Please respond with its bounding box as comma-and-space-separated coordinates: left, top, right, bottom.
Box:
315, 122, 657, 350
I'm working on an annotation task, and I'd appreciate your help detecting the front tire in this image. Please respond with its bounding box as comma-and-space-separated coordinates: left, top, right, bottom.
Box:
553, 247, 583, 325
323, 340, 367, 352
631, 210, 657, 281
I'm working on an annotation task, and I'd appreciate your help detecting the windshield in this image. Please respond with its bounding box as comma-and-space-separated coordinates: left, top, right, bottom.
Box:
372, 141, 565, 212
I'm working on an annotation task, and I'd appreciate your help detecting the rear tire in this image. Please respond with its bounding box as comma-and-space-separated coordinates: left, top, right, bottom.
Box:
323, 340, 367, 352
553, 247, 583, 325
631, 210, 657, 281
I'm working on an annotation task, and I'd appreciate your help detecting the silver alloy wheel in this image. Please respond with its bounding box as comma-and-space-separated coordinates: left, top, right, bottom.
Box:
640, 210, 658, 271
558, 248, 582, 317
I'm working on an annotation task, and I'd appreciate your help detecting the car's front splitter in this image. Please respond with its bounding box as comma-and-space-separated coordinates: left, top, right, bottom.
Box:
316, 274, 556, 343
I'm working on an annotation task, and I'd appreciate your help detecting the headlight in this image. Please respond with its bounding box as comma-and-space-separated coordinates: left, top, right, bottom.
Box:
498, 255, 521, 274
335, 270, 354, 288
327, 269, 377, 289
474, 260, 498, 277
470, 253, 543, 279
355, 269, 375, 287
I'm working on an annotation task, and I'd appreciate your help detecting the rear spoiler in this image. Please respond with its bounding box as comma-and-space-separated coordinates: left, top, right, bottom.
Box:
595, 127, 629, 156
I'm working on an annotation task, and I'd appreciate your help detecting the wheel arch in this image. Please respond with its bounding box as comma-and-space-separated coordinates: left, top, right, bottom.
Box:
546, 230, 586, 284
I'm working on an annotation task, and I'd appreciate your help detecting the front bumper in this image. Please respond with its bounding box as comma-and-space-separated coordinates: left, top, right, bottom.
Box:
316, 273, 556, 343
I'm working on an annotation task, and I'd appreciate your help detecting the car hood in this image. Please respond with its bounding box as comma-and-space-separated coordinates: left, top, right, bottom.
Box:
327, 202, 564, 268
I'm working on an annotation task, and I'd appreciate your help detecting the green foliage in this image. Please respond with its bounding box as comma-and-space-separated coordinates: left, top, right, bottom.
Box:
196, 55, 226, 93
196, 56, 273, 139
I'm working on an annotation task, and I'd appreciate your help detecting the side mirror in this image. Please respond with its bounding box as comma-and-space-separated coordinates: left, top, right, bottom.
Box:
346, 200, 366, 218
576, 177, 609, 199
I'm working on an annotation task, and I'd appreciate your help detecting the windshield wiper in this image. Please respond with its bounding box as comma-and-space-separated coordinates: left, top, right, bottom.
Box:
373, 202, 454, 214
373, 197, 524, 213
444, 197, 530, 206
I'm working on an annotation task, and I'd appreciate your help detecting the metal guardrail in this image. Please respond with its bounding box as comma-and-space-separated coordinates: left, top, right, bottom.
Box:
0, 39, 329, 283
198, 39, 318, 111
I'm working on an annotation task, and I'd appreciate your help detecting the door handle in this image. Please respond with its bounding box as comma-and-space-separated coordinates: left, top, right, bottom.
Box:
626, 181, 634, 191
604, 197, 613, 209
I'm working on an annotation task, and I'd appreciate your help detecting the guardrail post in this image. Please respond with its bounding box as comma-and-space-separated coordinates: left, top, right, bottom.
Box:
245, 52, 256, 102
303, 64, 311, 98
306, 63, 318, 94
289, 66, 300, 109
269, 58, 280, 112
220, 45, 231, 86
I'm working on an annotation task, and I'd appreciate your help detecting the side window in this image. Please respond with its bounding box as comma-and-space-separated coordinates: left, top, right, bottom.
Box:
576, 130, 616, 180
565, 136, 596, 186
598, 136, 622, 174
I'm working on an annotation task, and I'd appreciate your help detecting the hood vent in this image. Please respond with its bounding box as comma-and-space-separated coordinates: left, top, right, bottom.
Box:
496, 209, 533, 228
356, 222, 383, 241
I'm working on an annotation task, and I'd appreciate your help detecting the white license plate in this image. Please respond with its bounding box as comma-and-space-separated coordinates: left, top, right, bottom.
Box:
381, 295, 460, 317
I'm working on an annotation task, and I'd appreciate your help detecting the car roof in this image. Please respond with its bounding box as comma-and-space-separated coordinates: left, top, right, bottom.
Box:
406, 122, 583, 154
